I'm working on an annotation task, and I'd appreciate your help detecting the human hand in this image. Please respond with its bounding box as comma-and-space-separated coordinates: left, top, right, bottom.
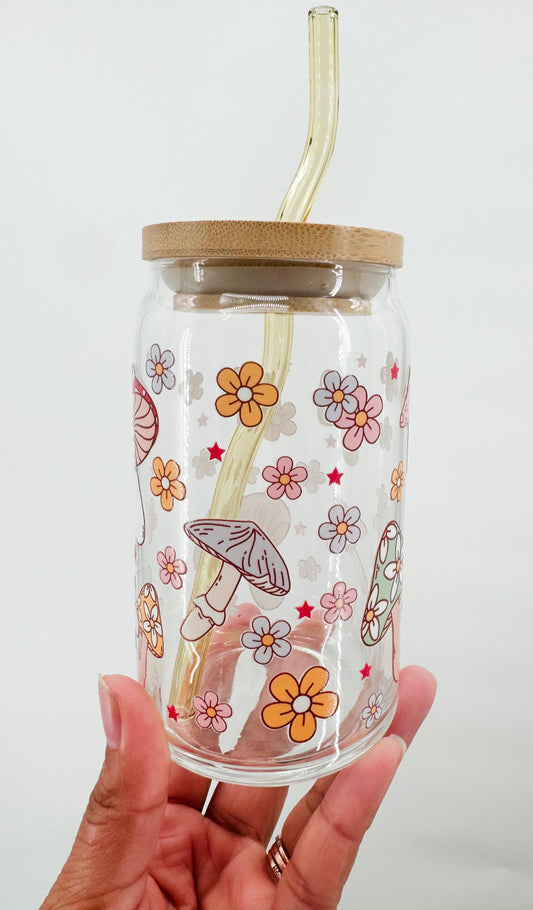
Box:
41, 666, 436, 910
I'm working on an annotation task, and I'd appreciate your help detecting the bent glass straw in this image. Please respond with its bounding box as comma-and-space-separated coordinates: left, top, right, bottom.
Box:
169, 7, 339, 714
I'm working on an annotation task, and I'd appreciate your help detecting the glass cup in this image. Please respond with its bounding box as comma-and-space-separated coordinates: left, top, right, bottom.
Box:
134, 220, 408, 784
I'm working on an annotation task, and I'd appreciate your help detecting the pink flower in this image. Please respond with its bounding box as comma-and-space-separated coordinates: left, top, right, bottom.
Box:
335, 385, 383, 451
193, 691, 232, 732
262, 455, 308, 500
320, 581, 357, 624
157, 546, 187, 589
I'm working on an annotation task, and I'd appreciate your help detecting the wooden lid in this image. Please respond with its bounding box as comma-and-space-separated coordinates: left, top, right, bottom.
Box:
142, 220, 403, 267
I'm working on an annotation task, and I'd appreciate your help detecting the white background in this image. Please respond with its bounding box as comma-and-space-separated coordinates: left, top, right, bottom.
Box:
2, 1, 532, 907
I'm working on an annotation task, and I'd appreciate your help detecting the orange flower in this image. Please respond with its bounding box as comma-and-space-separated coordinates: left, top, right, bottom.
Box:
150, 457, 186, 511
390, 461, 405, 502
262, 666, 339, 743
216, 361, 279, 428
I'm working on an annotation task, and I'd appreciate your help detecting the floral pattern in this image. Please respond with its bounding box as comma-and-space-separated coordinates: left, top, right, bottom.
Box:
215, 361, 278, 428
178, 369, 204, 404
241, 616, 292, 664
157, 547, 187, 589
262, 666, 339, 743
384, 532, 403, 602
320, 581, 357, 624
318, 504, 361, 553
379, 417, 393, 451
380, 351, 399, 401
193, 691, 232, 732
297, 556, 321, 581
145, 343, 176, 394
390, 461, 405, 502
262, 456, 308, 500
313, 371, 359, 423
361, 584, 388, 641
334, 385, 383, 451
192, 448, 217, 479
265, 400, 297, 441
150, 457, 186, 511
302, 459, 326, 493
361, 692, 383, 728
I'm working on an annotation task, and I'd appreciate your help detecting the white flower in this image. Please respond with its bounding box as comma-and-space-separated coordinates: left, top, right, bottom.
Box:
361, 585, 388, 641
379, 352, 399, 401
379, 417, 393, 451
247, 466, 259, 485
302, 459, 326, 494
361, 692, 383, 728
313, 371, 359, 423
265, 401, 297, 441
178, 369, 204, 404
143, 604, 162, 650
192, 448, 217, 479
298, 556, 321, 581
241, 616, 292, 664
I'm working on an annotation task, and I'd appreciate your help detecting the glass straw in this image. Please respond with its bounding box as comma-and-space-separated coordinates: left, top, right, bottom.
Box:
169, 7, 339, 715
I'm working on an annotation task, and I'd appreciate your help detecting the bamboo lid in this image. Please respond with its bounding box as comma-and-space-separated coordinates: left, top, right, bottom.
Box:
142, 221, 403, 267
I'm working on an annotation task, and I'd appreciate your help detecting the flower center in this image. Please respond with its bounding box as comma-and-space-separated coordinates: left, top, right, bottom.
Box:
337, 521, 348, 535
237, 386, 253, 402
332, 389, 344, 402
335, 597, 345, 610
355, 410, 368, 427
166, 562, 175, 573
366, 609, 375, 622
161, 476, 170, 490
261, 633, 275, 646
396, 559, 402, 573
279, 473, 291, 485
206, 707, 217, 718
371, 705, 377, 715
292, 695, 312, 714
155, 362, 164, 376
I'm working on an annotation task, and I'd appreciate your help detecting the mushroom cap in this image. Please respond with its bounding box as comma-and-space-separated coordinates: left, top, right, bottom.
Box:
361, 521, 403, 646
133, 374, 159, 466
137, 582, 164, 657
184, 519, 290, 596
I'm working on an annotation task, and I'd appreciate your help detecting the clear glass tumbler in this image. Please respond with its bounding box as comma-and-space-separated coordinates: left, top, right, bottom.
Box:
134, 220, 408, 784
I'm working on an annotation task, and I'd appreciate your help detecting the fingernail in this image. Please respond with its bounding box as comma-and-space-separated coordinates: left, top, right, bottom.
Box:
98, 675, 122, 750
387, 733, 407, 757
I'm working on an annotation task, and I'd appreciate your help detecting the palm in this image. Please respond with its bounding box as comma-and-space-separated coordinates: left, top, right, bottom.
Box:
147, 803, 276, 909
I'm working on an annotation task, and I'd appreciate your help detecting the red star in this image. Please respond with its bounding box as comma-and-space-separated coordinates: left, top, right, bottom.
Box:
327, 467, 344, 485
296, 601, 314, 619
167, 705, 179, 721
360, 663, 372, 679
391, 362, 399, 380
207, 442, 225, 461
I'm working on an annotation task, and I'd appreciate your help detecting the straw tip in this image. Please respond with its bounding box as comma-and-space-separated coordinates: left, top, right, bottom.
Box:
308, 6, 338, 19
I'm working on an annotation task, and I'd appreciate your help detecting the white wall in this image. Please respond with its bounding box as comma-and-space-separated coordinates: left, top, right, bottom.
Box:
2, 1, 532, 907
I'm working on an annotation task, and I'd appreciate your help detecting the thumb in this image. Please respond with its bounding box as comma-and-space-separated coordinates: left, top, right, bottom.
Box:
41, 675, 170, 910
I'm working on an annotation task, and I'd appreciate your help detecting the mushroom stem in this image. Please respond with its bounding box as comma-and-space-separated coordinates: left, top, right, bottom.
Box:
194, 562, 241, 623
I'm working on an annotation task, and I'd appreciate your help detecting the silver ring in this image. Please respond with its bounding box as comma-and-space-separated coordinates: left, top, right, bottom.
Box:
267, 835, 290, 880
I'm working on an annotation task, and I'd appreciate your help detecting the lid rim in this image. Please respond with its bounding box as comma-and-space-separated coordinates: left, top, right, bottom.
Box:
142, 220, 403, 268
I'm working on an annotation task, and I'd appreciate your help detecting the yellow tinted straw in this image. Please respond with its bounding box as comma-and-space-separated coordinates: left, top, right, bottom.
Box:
277, 6, 339, 222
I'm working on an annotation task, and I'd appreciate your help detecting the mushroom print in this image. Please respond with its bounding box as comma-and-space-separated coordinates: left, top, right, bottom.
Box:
261, 666, 339, 743
133, 374, 159, 545
180, 519, 291, 641
137, 583, 164, 687
215, 361, 279, 428
361, 521, 404, 678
